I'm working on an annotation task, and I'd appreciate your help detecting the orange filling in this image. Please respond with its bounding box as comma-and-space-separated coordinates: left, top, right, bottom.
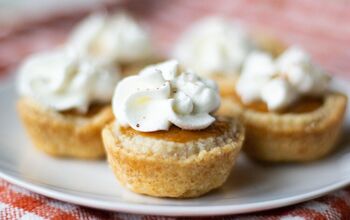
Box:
228, 90, 323, 113
119, 120, 229, 143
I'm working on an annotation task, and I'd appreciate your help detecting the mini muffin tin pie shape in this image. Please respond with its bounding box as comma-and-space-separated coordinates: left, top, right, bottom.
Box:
219, 91, 347, 162
17, 97, 114, 159
102, 117, 244, 198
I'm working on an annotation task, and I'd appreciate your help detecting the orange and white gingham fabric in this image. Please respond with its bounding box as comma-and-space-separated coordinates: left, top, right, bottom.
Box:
0, 0, 349, 219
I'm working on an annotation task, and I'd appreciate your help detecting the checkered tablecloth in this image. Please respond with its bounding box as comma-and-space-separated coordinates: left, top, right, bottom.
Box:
0, 0, 349, 219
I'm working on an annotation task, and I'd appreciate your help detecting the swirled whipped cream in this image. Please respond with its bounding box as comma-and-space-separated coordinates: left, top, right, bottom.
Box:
67, 12, 153, 64
18, 48, 120, 113
173, 17, 254, 77
236, 46, 330, 111
113, 60, 221, 131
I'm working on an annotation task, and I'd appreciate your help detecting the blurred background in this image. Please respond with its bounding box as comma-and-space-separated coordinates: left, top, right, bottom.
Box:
0, 0, 349, 80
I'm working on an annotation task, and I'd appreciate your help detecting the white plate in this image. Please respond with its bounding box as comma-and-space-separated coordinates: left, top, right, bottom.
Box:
0, 78, 349, 217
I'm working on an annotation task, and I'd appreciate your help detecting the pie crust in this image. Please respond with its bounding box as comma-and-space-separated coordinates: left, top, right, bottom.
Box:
17, 97, 114, 159
218, 91, 347, 162
102, 117, 244, 198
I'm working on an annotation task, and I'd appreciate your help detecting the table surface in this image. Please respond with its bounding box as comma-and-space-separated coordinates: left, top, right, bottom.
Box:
0, 0, 349, 219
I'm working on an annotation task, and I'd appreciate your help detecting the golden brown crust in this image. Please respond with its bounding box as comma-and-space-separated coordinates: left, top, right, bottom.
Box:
102, 118, 245, 198
218, 92, 347, 162
17, 97, 114, 159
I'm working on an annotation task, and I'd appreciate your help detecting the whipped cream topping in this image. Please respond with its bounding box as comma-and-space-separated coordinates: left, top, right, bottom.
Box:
113, 60, 220, 132
173, 17, 254, 77
67, 12, 153, 64
18, 48, 120, 113
236, 46, 330, 111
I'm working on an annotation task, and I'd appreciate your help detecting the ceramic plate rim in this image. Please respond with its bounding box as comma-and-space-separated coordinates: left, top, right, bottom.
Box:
0, 170, 349, 216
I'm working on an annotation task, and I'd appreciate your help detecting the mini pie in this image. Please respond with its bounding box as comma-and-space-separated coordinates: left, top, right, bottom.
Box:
218, 46, 348, 165
102, 117, 244, 198
102, 60, 244, 198
17, 47, 119, 159
17, 12, 158, 159
219, 88, 347, 162
18, 97, 114, 159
